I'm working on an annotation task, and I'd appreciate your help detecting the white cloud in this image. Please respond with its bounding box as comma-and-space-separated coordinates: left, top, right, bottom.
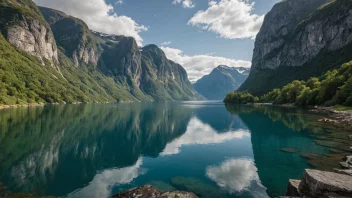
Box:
161, 41, 172, 46
65, 158, 145, 198
172, 0, 195, 8
115, 0, 123, 5
188, 0, 264, 39
206, 158, 269, 197
161, 47, 251, 82
33, 0, 147, 46
161, 118, 250, 156
208, 0, 217, 6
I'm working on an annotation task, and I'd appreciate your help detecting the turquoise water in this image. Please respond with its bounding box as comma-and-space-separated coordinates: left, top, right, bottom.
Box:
0, 102, 330, 197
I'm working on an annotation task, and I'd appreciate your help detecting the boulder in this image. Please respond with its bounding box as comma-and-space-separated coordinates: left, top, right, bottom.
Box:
334, 169, 352, 176
160, 191, 198, 198
285, 179, 301, 196
340, 156, 352, 169
113, 185, 198, 198
298, 169, 352, 197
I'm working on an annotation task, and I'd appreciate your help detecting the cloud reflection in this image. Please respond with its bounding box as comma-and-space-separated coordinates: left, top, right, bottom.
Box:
65, 158, 145, 198
206, 158, 268, 197
161, 118, 250, 156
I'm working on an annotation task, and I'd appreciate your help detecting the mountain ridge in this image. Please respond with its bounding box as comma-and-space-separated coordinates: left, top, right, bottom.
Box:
194, 65, 249, 100
0, 1, 201, 105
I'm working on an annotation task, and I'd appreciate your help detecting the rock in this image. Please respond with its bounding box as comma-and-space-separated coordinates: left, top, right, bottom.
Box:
239, 0, 352, 95
160, 191, 198, 198
340, 156, 352, 169
7, 18, 58, 66
323, 192, 345, 197
277, 197, 299, 198
298, 169, 352, 197
346, 156, 352, 165
334, 169, 352, 176
318, 118, 339, 124
285, 179, 301, 196
112, 185, 198, 198
281, 148, 300, 153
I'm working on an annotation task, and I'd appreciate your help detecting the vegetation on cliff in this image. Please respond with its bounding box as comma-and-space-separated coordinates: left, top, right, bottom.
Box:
225, 61, 352, 107
240, 0, 352, 96
0, 1, 200, 105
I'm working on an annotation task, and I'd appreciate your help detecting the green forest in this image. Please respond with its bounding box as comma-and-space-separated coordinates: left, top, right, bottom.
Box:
224, 61, 352, 107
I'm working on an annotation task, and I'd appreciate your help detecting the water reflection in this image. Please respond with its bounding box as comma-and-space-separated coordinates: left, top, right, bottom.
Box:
206, 158, 268, 198
65, 159, 144, 198
0, 102, 332, 198
161, 118, 250, 156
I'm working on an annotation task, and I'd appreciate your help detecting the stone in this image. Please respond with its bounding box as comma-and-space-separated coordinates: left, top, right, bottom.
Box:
340, 162, 352, 169
340, 156, 352, 169
112, 185, 198, 198
298, 169, 352, 197
281, 148, 299, 153
285, 179, 301, 196
334, 169, 352, 176
277, 197, 299, 198
113, 185, 162, 198
7, 18, 58, 66
160, 191, 198, 198
323, 192, 346, 197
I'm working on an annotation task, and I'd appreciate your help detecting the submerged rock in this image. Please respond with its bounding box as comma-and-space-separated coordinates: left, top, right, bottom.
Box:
112, 185, 198, 198
285, 179, 301, 196
298, 169, 352, 197
170, 177, 226, 198
280, 148, 299, 153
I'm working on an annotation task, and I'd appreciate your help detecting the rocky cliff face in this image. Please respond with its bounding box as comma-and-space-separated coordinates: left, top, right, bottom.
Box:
0, 0, 58, 66
40, 6, 200, 101
140, 45, 200, 100
0, 2, 200, 103
240, 0, 352, 95
251, 0, 332, 70
194, 65, 249, 100
40, 7, 98, 66
7, 18, 58, 65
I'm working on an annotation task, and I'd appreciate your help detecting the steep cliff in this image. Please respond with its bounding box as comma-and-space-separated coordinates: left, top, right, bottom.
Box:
140, 45, 200, 100
194, 66, 249, 100
0, 0, 58, 66
40, 7, 99, 66
40, 6, 200, 101
0, 1, 200, 105
240, 0, 352, 96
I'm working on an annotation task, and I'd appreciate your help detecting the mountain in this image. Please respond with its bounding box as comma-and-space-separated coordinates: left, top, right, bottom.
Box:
194, 65, 249, 100
239, 0, 352, 96
0, 1, 200, 105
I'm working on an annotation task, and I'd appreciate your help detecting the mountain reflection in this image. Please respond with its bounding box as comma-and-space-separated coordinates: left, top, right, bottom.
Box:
225, 104, 329, 197
0, 102, 329, 198
0, 103, 193, 196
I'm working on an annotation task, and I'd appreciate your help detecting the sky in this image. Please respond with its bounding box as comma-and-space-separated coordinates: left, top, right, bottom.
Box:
33, 0, 280, 82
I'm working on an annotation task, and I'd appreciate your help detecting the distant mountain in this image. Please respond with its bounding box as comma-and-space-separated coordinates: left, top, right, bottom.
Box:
0, 1, 201, 105
239, 0, 352, 96
194, 66, 249, 100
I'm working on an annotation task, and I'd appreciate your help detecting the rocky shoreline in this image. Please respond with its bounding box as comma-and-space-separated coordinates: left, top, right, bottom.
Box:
112, 185, 198, 198
283, 169, 352, 197
311, 107, 352, 126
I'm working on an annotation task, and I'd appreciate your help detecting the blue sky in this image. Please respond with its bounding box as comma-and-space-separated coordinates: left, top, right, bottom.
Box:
112, 0, 278, 60
34, 0, 280, 82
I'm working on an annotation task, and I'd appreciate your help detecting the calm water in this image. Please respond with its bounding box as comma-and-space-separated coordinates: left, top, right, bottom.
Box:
0, 101, 331, 198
